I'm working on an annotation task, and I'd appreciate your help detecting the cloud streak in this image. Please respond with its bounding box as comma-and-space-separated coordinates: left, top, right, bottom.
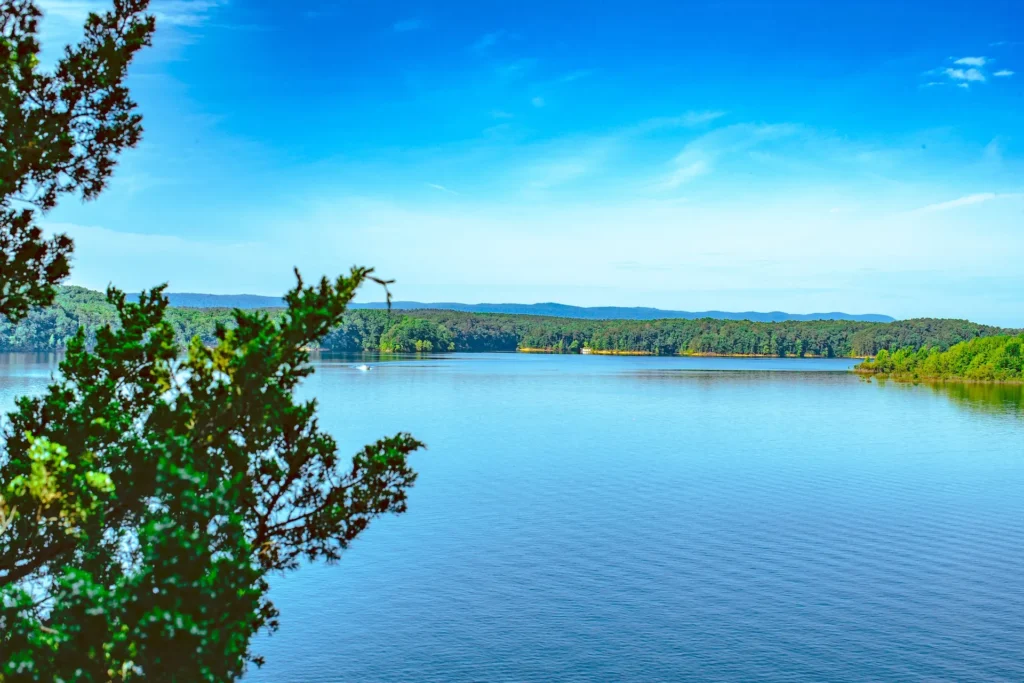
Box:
627, 111, 726, 135
425, 183, 460, 195
655, 160, 709, 190
393, 18, 425, 32
40, 0, 225, 28
953, 56, 987, 67
917, 193, 1000, 212
559, 69, 594, 83
653, 123, 798, 192
471, 30, 507, 52
495, 58, 538, 81
678, 111, 727, 126
944, 67, 986, 82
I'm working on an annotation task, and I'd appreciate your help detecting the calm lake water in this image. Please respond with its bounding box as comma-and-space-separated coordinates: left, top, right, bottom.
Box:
2, 352, 1023, 682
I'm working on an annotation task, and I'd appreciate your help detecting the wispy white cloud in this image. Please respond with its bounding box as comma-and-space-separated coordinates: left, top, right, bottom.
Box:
526, 158, 597, 190
559, 69, 594, 83
653, 123, 798, 192
509, 112, 731, 195
627, 111, 726, 135
516, 133, 626, 192
944, 67, 986, 82
655, 160, 710, 190
495, 58, 537, 81
678, 111, 727, 126
482, 122, 512, 137
40, 0, 224, 28
954, 56, 987, 67
924, 56, 1017, 88
425, 183, 460, 195
393, 18, 425, 32
152, 0, 226, 27
471, 30, 507, 52
918, 193, 998, 212
37, 0, 103, 21
983, 138, 1003, 165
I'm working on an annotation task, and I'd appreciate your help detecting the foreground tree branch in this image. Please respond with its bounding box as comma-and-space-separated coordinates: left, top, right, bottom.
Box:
0, 3, 423, 679
1, 274, 423, 680
0, 0, 154, 320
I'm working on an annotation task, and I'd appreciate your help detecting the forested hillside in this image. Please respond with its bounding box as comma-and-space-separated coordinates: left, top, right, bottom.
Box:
0, 287, 1014, 357
133, 292, 893, 322
346, 301, 895, 323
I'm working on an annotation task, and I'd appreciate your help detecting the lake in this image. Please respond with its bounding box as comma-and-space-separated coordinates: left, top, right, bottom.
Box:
2, 353, 1023, 682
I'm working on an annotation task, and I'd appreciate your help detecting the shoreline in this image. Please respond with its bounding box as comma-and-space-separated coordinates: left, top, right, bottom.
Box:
854, 369, 1024, 385
520, 347, 865, 359
5, 349, 1021, 384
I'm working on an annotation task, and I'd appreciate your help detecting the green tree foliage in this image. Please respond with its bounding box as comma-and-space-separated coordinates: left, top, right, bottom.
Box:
378, 316, 454, 353
0, 0, 154, 321
1, 275, 422, 680
0, 3, 423, 679
856, 335, 1024, 382
847, 318, 1008, 356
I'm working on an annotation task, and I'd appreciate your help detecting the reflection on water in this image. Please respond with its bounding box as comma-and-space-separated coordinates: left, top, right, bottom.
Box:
870, 377, 1024, 417
309, 350, 442, 364
930, 381, 1024, 415
631, 366, 1024, 419
0, 351, 61, 371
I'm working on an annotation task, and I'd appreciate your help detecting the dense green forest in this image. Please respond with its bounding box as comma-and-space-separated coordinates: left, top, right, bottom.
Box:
855, 335, 1024, 382
0, 286, 1016, 357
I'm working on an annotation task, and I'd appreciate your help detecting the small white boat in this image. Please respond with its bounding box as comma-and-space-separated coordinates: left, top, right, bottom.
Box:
354, 364, 372, 372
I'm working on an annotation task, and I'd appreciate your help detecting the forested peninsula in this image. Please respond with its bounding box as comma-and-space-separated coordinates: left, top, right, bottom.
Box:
854, 335, 1024, 382
0, 286, 1016, 359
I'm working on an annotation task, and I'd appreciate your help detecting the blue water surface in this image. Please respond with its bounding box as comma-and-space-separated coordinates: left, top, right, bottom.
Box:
2, 353, 1022, 682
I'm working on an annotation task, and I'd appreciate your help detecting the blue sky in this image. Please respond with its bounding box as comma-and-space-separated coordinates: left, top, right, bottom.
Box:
36, 0, 1024, 324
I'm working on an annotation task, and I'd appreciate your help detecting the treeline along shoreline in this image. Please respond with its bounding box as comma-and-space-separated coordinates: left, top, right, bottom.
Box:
1, 287, 1017, 361
855, 335, 1024, 383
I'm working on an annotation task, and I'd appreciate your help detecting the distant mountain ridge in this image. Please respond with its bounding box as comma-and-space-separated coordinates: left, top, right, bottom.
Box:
142, 293, 894, 323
